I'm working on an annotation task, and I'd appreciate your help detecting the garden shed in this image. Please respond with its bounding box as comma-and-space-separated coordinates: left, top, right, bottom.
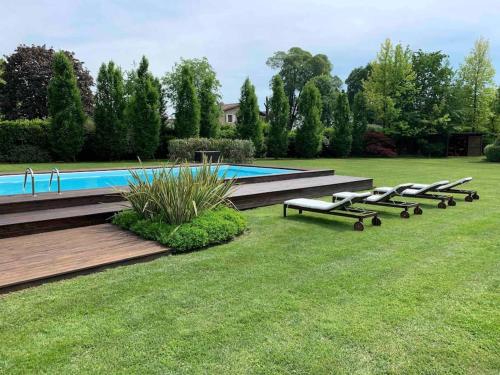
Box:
447, 133, 484, 156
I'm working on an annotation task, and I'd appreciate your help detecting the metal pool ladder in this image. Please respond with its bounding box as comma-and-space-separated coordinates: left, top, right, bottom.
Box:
23, 167, 36, 196
49, 168, 62, 194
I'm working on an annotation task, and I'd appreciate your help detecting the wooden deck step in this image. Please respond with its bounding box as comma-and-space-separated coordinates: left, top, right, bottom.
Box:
0, 224, 170, 291
0, 202, 129, 238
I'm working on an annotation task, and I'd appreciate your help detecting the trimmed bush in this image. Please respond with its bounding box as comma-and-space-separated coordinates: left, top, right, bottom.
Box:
113, 206, 247, 252
168, 138, 254, 163
0, 119, 51, 162
364, 131, 397, 157
484, 138, 500, 162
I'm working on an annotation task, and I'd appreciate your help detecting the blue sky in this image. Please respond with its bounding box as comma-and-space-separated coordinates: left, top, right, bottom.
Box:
1, 0, 499, 109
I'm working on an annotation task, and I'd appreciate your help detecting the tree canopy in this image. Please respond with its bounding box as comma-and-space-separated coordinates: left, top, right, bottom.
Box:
237, 78, 264, 154
345, 64, 372, 105
295, 81, 323, 157
267, 75, 289, 157
174, 64, 201, 138
199, 75, 220, 138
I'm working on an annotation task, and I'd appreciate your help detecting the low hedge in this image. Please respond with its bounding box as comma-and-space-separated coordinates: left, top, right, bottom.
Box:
112, 206, 247, 252
168, 138, 254, 163
0, 119, 51, 162
484, 138, 500, 162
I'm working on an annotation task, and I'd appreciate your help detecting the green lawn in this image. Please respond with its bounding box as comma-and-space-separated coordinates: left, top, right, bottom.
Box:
1, 157, 499, 374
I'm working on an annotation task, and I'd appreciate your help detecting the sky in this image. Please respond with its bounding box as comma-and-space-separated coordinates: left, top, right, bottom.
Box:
1, 0, 499, 109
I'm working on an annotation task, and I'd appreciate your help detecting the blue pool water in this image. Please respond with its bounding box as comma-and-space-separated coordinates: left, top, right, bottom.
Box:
0, 165, 296, 196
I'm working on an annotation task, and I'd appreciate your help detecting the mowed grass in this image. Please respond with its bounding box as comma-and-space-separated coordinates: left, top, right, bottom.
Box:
0, 157, 499, 374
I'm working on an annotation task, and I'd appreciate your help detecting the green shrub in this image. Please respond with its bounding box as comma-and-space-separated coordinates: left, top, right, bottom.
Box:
168, 138, 254, 163
0, 119, 51, 162
112, 206, 247, 252
124, 160, 235, 225
484, 138, 500, 162
218, 123, 238, 139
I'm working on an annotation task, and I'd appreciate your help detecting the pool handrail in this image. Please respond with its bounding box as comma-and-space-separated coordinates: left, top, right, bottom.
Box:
49, 168, 61, 194
23, 168, 36, 196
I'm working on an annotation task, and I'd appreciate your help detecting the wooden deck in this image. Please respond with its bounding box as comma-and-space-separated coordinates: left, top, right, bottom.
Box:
0, 224, 170, 292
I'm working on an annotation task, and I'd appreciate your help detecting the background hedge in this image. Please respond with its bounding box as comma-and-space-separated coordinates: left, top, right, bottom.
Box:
0, 119, 51, 162
168, 138, 254, 163
484, 137, 500, 162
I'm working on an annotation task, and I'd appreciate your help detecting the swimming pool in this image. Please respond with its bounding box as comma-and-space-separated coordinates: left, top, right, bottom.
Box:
0, 165, 297, 196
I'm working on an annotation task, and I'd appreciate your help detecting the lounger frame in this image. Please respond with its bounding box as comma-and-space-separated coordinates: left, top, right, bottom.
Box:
333, 196, 422, 218
438, 188, 479, 202
283, 203, 380, 231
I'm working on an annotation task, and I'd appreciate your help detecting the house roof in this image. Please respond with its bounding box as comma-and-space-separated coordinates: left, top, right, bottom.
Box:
221, 103, 240, 111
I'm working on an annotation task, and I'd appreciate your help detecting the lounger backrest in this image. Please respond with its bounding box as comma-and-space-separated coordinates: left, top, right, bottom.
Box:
436, 177, 472, 191
371, 183, 413, 202
413, 180, 449, 194
331, 192, 372, 208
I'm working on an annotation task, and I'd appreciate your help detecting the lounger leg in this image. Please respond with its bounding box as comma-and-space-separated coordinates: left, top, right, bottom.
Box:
283, 204, 287, 217
473, 192, 479, 200
448, 197, 456, 206
299, 209, 302, 214
465, 194, 473, 202
414, 205, 423, 215
354, 219, 364, 231
371, 215, 382, 226
438, 200, 447, 209
400, 208, 410, 219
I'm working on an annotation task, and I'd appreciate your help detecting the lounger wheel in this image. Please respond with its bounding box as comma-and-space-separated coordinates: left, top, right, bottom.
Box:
413, 206, 423, 215
354, 221, 365, 231
438, 201, 447, 209
448, 198, 456, 206
465, 195, 473, 202
371, 216, 382, 226
400, 210, 410, 219
473, 193, 479, 200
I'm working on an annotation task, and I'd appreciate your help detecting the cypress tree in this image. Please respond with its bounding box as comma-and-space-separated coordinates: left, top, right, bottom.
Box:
296, 81, 323, 158
267, 75, 289, 157
351, 91, 368, 155
47, 51, 85, 161
237, 78, 263, 154
199, 75, 220, 138
332, 92, 353, 157
174, 64, 200, 138
94, 61, 127, 160
127, 56, 161, 159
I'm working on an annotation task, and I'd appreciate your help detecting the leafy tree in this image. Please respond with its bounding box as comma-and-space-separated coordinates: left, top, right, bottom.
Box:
331, 92, 352, 157
267, 75, 289, 157
296, 81, 323, 157
94, 61, 127, 160
345, 64, 372, 106
199, 75, 220, 138
351, 92, 368, 155
174, 64, 200, 138
47, 52, 85, 161
237, 78, 264, 154
163, 57, 220, 110
456, 37, 496, 131
410, 50, 454, 135
488, 86, 500, 134
127, 56, 161, 158
0, 58, 5, 86
364, 39, 415, 133
0, 45, 93, 119
267, 47, 332, 129
310, 74, 341, 127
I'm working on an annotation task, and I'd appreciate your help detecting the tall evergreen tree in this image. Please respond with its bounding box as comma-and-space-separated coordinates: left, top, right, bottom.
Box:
127, 56, 161, 159
351, 92, 368, 155
296, 81, 323, 158
199, 75, 220, 138
237, 78, 263, 154
310, 74, 340, 128
94, 61, 127, 160
174, 64, 200, 138
345, 64, 372, 106
456, 37, 496, 131
267, 75, 289, 157
47, 51, 85, 161
332, 92, 353, 157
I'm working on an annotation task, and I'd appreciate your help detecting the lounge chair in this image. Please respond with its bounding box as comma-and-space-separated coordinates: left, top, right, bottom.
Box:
332, 183, 423, 218
411, 177, 478, 202
283, 192, 381, 231
373, 180, 455, 209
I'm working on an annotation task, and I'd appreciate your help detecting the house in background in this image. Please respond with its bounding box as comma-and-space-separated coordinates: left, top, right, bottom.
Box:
220, 103, 267, 125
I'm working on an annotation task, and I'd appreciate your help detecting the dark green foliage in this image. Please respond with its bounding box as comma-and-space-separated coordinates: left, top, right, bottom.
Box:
113, 206, 247, 252
47, 52, 85, 161
345, 64, 372, 106
0, 119, 51, 162
310, 74, 339, 128
168, 138, 254, 163
127, 56, 161, 159
267, 47, 332, 129
416, 139, 446, 157
351, 92, 368, 155
296, 81, 323, 158
484, 137, 500, 162
267, 75, 289, 157
199, 75, 220, 138
0, 45, 93, 119
94, 61, 127, 160
237, 78, 264, 154
331, 92, 353, 157
218, 123, 237, 139
174, 64, 200, 138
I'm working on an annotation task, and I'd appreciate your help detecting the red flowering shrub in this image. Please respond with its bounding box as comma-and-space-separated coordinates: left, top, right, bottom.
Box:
363, 131, 397, 157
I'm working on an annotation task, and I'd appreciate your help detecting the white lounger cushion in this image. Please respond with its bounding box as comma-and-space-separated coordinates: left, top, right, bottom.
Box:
375, 180, 449, 195
411, 177, 472, 191
284, 198, 339, 211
